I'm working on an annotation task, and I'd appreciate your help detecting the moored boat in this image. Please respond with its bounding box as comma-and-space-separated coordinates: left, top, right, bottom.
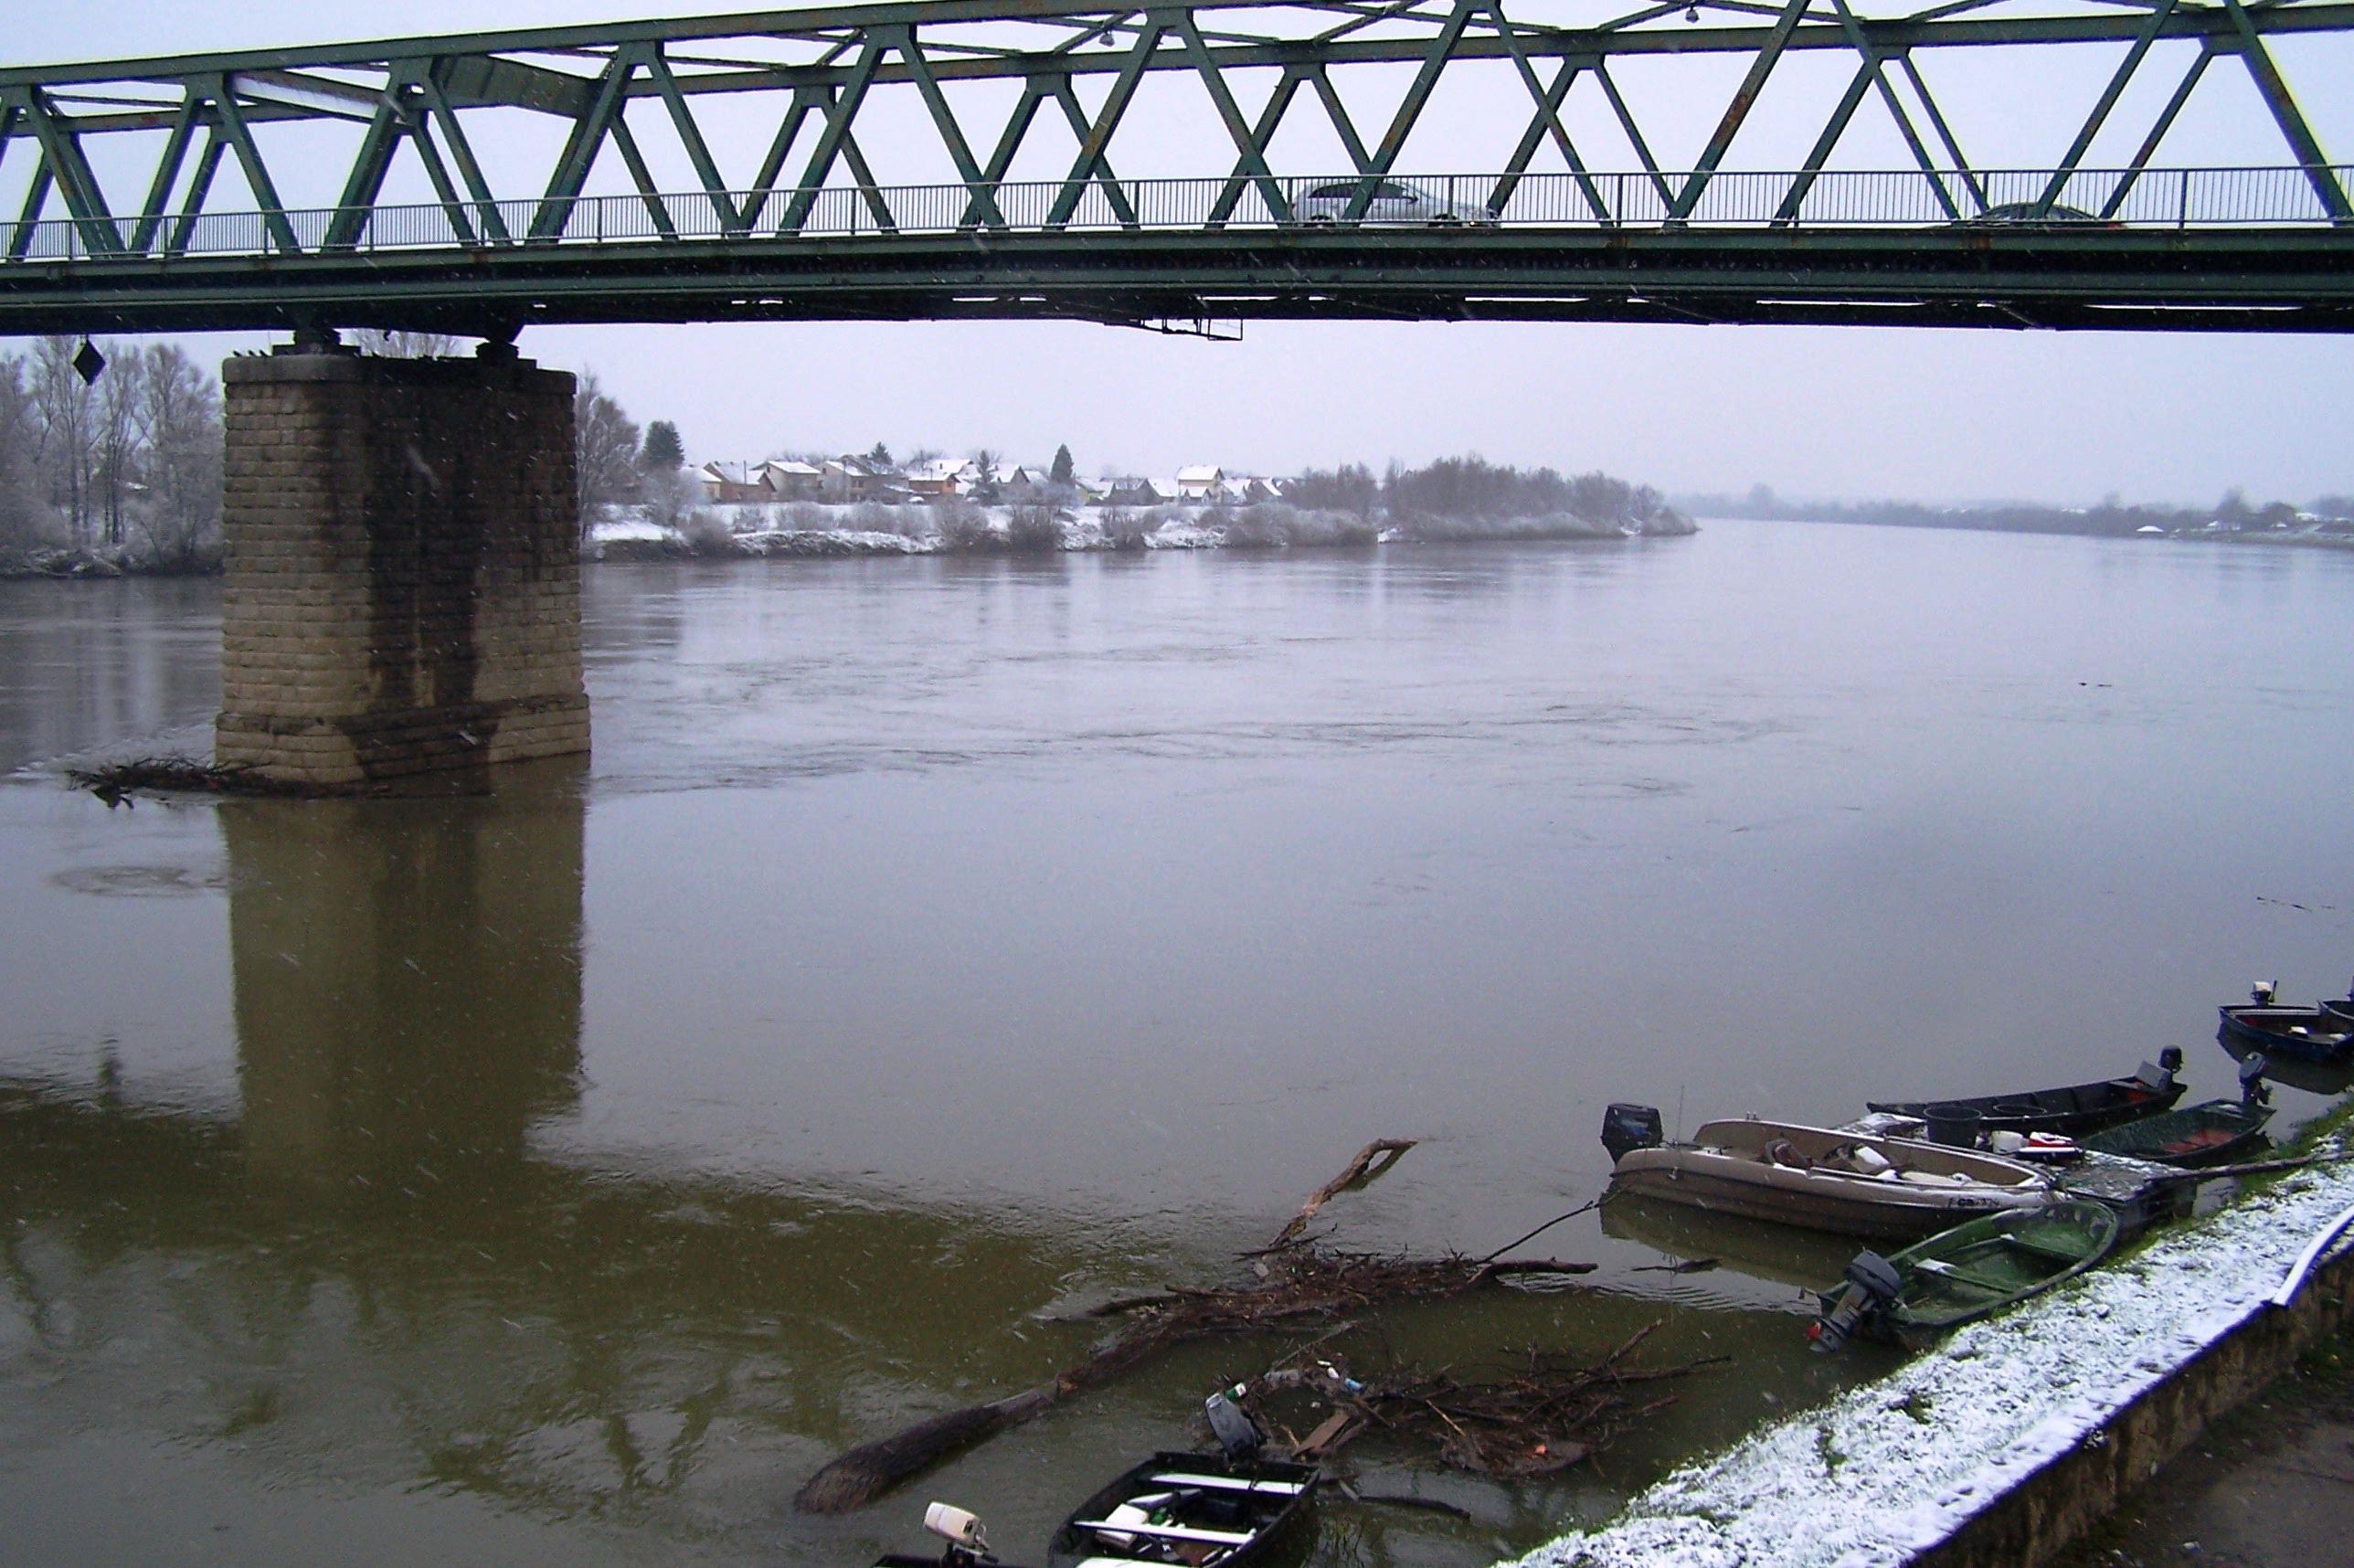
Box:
1047, 1388, 1318, 1567
1810, 1199, 2120, 1351
2217, 980, 2354, 1065
1866, 1050, 2184, 1139
2076, 1098, 2274, 1169
1600, 1107, 2057, 1242
1047, 1451, 1318, 1567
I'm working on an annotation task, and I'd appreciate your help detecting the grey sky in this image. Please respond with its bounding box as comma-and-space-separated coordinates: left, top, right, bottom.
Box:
10, 1, 2351, 504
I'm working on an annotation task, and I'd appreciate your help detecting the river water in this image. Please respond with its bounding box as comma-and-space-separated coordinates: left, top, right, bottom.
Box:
3, 522, 2350, 1567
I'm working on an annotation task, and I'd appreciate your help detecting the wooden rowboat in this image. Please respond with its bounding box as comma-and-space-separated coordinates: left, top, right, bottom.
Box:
1811, 1200, 2119, 1351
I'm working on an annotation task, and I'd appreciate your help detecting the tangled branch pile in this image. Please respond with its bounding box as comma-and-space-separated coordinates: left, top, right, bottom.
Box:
794, 1138, 1595, 1514
69, 757, 384, 804
1250, 1319, 1724, 1478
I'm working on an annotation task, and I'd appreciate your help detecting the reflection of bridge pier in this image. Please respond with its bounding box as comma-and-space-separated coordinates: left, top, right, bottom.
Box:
224, 768, 586, 1186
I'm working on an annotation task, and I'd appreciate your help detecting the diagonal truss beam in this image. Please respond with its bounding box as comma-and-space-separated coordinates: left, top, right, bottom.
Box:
1670, 0, 1812, 220
1341, 0, 1477, 219
2037, 0, 2179, 217
2218, 0, 2349, 217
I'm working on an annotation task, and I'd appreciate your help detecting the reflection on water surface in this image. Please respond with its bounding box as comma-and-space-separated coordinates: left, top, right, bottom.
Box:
4, 527, 2351, 1565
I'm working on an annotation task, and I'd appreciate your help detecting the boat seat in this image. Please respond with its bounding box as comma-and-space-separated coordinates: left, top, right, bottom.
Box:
1910, 1258, 2016, 1295
1077, 1519, 1256, 1545
1148, 1472, 1308, 1495
1999, 1235, 2089, 1265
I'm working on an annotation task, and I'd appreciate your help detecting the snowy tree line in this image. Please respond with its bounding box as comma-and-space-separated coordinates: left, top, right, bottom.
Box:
1287, 455, 1689, 534
0, 337, 224, 568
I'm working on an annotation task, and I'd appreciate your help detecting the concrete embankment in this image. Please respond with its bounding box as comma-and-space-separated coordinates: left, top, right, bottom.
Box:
1516, 1140, 2354, 1568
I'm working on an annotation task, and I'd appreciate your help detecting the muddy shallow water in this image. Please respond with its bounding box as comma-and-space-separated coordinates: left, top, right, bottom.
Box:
3, 523, 2349, 1566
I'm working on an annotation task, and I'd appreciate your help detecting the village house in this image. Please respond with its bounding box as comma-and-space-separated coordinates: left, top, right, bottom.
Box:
1103, 477, 1179, 507
697, 461, 775, 505
904, 457, 970, 500
758, 460, 822, 501
822, 454, 900, 503
1174, 465, 1225, 501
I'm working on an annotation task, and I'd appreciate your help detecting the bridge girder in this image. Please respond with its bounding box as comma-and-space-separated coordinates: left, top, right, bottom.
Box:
0, 2, 2349, 332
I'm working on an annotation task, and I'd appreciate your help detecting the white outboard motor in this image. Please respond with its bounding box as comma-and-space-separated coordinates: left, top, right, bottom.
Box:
922, 1501, 996, 1565
1809, 1251, 1903, 1352
2252, 980, 2277, 1005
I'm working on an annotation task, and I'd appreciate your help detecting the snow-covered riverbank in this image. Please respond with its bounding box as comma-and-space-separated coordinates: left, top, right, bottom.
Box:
589, 501, 1694, 560
1517, 1133, 2354, 1568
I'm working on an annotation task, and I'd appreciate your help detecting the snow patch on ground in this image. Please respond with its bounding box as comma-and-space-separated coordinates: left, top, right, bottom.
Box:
1515, 1140, 2354, 1568
590, 516, 672, 543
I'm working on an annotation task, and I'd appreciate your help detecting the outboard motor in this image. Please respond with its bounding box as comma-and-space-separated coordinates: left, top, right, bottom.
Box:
2239, 1051, 2274, 1109
1808, 1251, 1903, 1353
2137, 1046, 2184, 1091
2252, 980, 2277, 1005
1204, 1385, 1263, 1463
920, 1502, 998, 1566
1600, 1104, 1665, 1165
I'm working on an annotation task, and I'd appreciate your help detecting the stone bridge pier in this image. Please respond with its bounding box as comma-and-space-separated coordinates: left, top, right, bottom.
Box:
216, 343, 588, 786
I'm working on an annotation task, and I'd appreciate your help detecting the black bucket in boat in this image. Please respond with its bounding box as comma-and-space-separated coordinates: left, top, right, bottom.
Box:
1924, 1102, 1982, 1148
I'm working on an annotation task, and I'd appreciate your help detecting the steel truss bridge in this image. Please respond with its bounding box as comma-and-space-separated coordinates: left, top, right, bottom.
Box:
1, 1, 2349, 335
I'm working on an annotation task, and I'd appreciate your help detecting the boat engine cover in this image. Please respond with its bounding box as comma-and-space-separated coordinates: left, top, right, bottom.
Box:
1601, 1104, 1665, 1164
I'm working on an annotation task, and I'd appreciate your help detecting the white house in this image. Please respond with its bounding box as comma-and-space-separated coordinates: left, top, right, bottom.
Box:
1175, 465, 1225, 500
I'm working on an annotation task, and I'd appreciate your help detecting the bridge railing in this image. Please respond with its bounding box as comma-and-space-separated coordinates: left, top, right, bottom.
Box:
5, 166, 2348, 262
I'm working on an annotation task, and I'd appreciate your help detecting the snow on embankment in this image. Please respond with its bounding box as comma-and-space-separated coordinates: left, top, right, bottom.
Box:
1515, 1139, 2354, 1568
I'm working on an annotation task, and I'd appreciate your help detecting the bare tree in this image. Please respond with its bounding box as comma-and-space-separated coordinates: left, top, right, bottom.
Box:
30, 336, 95, 546
0, 357, 46, 548
95, 349, 142, 546
130, 344, 222, 568
573, 371, 641, 536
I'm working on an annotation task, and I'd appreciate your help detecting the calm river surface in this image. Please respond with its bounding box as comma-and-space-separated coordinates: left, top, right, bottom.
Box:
3, 522, 2351, 1567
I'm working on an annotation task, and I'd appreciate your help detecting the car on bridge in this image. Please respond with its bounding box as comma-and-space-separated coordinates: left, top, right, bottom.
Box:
1296, 179, 1496, 227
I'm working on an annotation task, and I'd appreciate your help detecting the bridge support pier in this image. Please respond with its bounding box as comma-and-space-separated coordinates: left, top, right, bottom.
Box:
216, 345, 588, 786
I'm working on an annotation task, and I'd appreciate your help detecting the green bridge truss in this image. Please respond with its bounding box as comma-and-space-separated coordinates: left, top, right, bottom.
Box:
0, 0, 2349, 334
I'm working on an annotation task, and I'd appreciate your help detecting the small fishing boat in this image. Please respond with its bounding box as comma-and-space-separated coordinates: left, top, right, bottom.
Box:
2077, 1099, 2274, 1169
1600, 1107, 2056, 1242
1810, 1199, 2119, 1351
1048, 1390, 1318, 1567
1866, 1049, 2185, 1139
1047, 1454, 1318, 1567
2219, 980, 2354, 1065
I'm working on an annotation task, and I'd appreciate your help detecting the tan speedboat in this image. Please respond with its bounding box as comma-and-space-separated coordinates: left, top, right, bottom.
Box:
1604, 1114, 2057, 1242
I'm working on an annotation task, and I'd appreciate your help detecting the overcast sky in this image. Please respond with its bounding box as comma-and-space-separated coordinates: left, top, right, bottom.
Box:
9, 2, 2351, 504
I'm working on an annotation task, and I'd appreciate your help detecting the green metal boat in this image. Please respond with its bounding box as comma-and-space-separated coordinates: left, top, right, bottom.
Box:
1810, 1199, 2119, 1351
2076, 1098, 2274, 1168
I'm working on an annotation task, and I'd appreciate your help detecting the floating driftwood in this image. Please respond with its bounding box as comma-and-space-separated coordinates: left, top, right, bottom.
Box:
1248, 1319, 1723, 1478
68, 757, 384, 805
793, 1137, 1595, 1514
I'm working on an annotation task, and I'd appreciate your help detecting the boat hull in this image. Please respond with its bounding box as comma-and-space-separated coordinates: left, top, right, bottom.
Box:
1047, 1450, 1319, 1568
1608, 1120, 2054, 1243
1882, 1200, 2119, 1342
2217, 1005, 2354, 1065
2077, 1099, 2273, 1168
1867, 1071, 2183, 1139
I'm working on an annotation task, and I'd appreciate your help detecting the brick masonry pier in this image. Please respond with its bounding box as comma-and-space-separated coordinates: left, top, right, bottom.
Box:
216, 346, 588, 786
